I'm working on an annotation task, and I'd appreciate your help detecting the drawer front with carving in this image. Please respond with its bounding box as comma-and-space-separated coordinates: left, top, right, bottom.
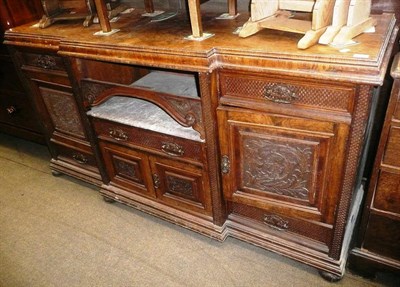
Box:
150, 156, 212, 217
219, 71, 355, 114
217, 107, 350, 246
91, 118, 205, 164
21, 53, 66, 72
99, 141, 156, 198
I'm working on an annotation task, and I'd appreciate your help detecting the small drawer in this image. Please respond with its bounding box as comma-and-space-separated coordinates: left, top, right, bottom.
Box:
219, 71, 355, 113
54, 144, 98, 170
21, 52, 66, 72
230, 202, 332, 248
373, 169, 400, 214
91, 118, 205, 164
0, 91, 42, 131
383, 126, 400, 167
363, 213, 400, 260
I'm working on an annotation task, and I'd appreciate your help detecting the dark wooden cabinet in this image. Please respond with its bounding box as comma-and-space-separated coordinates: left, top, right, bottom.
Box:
349, 53, 400, 277
3, 3, 398, 281
0, 0, 44, 143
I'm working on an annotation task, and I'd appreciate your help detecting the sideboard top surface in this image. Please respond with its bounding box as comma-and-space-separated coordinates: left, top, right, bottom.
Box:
4, 8, 398, 84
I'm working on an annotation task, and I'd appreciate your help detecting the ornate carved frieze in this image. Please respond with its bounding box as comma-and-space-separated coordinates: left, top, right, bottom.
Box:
243, 137, 312, 200
166, 98, 204, 139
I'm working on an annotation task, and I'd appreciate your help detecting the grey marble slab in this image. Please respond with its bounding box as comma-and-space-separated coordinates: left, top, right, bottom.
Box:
132, 71, 199, 98
88, 96, 203, 142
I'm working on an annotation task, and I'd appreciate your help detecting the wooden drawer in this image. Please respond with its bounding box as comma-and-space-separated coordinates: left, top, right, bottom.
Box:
91, 118, 205, 164
230, 202, 332, 250
363, 214, 400, 261
219, 71, 355, 114
373, 169, 400, 214
20, 52, 66, 72
53, 143, 98, 171
382, 126, 400, 167
0, 90, 42, 131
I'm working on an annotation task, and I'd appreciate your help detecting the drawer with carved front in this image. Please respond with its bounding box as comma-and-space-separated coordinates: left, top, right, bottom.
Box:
219, 71, 356, 114
20, 52, 66, 72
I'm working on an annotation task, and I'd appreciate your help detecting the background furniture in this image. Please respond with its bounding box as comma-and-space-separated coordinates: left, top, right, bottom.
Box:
348, 54, 400, 277
0, 0, 44, 143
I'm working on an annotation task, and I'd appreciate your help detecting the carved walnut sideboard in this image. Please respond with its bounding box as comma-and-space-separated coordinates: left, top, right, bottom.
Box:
4, 5, 398, 281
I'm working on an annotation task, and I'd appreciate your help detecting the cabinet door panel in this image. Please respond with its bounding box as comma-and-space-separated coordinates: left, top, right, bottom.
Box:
218, 108, 349, 224
150, 156, 211, 217
39, 86, 86, 139
100, 141, 156, 198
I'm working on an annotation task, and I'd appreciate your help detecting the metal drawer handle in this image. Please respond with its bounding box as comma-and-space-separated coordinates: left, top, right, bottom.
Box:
221, 155, 230, 174
161, 142, 184, 157
6, 106, 17, 115
153, 173, 161, 189
72, 153, 88, 164
264, 84, 297, 104
263, 214, 289, 231
109, 128, 128, 141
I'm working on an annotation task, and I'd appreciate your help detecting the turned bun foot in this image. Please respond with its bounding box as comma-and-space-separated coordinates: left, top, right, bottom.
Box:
318, 270, 343, 282
51, 170, 63, 177
103, 196, 116, 203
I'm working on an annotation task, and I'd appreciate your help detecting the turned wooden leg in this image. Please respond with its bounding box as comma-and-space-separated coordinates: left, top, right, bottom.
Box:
318, 270, 343, 282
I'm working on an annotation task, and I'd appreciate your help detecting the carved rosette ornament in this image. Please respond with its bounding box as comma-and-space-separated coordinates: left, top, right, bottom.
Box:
243, 138, 312, 200
264, 83, 297, 104
81, 82, 111, 107
263, 214, 289, 231
166, 175, 194, 197
34, 55, 57, 69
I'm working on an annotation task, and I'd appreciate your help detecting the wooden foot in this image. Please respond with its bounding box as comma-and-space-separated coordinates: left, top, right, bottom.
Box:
319, 26, 342, 45
51, 170, 63, 177
103, 196, 116, 203
318, 270, 343, 282
39, 15, 55, 29
297, 27, 327, 49
332, 17, 377, 45
239, 19, 263, 38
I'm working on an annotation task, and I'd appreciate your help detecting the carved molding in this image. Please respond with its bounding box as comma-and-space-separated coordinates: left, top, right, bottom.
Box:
243, 138, 312, 200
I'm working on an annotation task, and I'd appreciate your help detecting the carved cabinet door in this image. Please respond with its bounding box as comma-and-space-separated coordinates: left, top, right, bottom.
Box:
149, 156, 212, 217
217, 107, 350, 242
99, 141, 156, 198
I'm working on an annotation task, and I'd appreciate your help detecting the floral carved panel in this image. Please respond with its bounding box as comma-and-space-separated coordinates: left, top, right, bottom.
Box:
242, 137, 313, 200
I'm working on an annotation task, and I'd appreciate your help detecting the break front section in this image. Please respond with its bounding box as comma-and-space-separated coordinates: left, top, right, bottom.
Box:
217, 69, 375, 276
